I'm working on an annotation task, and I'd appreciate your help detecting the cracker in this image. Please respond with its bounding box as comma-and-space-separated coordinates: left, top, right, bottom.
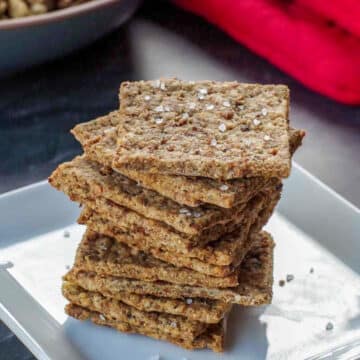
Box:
77, 188, 279, 277
72, 111, 303, 208
78, 194, 275, 265
49, 156, 254, 236
113, 79, 291, 180
73, 229, 239, 287
78, 211, 246, 277
63, 280, 231, 323
51, 155, 273, 257
62, 282, 206, 340
65, 303, 225, 352
65, 231, 274, 305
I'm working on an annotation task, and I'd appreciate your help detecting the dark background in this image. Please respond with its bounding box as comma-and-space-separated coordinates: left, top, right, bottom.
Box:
0, 2, 359, 359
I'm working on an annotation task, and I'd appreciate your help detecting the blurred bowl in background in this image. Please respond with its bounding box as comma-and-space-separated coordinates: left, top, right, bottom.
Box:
0, 0, 141, 76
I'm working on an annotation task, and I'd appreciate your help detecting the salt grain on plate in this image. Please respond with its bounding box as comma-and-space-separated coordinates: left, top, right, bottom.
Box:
155, 118, 163, 125
198, 94, 205, 100
199, 88, 208, 95
223, 101, 230, 107
99, 314, 106, 321
188, 102, 196, 109
164, 105, 171, 112
170, 321, 177, 328
206, 104, 215, 110
182, 112, 189, 119
144, 95, 151, 101
148, 355, 160, 360
219, 184, 229, 191
186, 298, 193, 305
263, 135, 271, 141
218, 123, 226, 132
261, 108, 268, 116
160, 82, 166, 90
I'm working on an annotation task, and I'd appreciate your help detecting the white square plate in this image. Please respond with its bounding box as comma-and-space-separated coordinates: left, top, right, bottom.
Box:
0, 164, 359, 360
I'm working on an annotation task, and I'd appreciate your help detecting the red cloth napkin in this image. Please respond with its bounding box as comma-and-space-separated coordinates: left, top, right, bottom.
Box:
300, 0, 360, 38
174, 0, 360, 104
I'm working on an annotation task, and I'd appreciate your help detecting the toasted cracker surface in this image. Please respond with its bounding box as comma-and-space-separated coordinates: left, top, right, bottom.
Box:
65, 303, 225, 352
113, 79, 291, 180
72, 110, 303, 208
50, 154, 273, 259
63, 280, 231, 323
77, 186, 279, 277
49, 156, 256, 236
76, 194, 266, 267
78, 212, 245, 277
62, 282, 207, 339
73, 229, 239, 287
65, 231, 274, 305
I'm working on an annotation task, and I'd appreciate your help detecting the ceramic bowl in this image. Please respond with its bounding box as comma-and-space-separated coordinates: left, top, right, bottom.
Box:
0, 0, 141, 75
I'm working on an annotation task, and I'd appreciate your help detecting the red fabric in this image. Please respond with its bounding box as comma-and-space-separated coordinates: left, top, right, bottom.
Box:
299, 0, 360, 38
174, 0, 360, 104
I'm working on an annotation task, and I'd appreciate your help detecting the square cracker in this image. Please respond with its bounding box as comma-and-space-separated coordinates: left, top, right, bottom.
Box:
50, 152, 278, 255
75, 192, 271, 267
62, 283, 207, 340
63, 280, 231, 324
77, 185, 279, 277
72, 111, 295, 208
65, 303, 225, 352
65, 231, 274, 305
113, 79, 291, 180
72, 229, 239, 288
49, 156, 260, 236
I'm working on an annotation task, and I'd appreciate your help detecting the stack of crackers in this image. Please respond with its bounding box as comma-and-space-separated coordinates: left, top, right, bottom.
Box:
49, 79, 304, 352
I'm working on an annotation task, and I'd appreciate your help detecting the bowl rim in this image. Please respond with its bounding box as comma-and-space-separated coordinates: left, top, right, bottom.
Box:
0, 0, 122, 29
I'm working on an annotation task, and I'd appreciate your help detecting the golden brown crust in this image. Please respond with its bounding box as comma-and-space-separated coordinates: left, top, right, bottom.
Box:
78, 212, 242, 277
49, 156, 257, 236
114, 79, 291, 180
63, 280, 231, 323
50, 153, 276, 263
72, 110, 304, 208
76, 194, 266, 267
62, 282, 207, 339
65, 231, 274, 305
65, 303, 225, 352
77, 187, 279, 277
72, 229, 239, 287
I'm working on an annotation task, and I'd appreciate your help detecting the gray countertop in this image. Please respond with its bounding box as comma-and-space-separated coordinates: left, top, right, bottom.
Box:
0, 2, 359, 359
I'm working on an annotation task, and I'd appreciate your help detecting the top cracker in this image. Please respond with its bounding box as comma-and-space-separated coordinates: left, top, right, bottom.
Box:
114, 79, 291, 180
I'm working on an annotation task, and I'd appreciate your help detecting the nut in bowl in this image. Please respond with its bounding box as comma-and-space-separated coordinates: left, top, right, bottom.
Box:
1, 0, 91, 19
0, 0, 141, 75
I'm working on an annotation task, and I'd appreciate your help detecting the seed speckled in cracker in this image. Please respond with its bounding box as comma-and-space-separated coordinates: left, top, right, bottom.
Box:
113, 79, 291, 180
